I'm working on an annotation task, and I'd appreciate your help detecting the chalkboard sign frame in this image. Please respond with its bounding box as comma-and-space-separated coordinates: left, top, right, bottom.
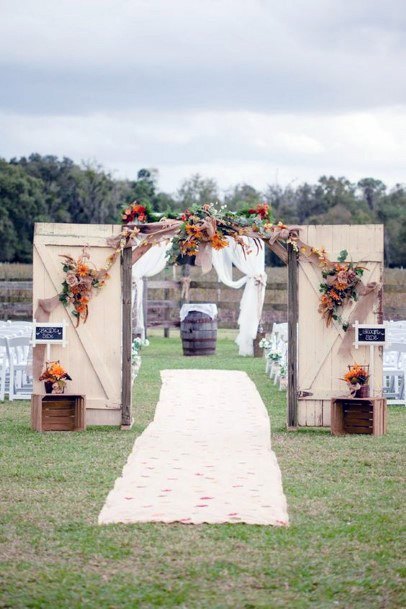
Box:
32, 321, 67, 346
354, 322, 386, 348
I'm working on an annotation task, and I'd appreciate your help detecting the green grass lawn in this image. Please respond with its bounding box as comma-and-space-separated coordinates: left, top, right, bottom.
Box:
0, 334, 405, 609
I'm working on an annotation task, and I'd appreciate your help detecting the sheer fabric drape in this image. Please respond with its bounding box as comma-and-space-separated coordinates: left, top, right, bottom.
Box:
132, 237, 265, 353
132, 242, 171, 340
212, 237, 266, 356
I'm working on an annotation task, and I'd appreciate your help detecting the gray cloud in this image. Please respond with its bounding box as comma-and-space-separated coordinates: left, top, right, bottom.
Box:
0, 0, 405, 190
1, 0, 405, 115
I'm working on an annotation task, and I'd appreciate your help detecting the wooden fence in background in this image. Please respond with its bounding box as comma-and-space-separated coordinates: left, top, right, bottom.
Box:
1, 274, 405, 327
135, 270, 406, 334
141, 278, 288, 331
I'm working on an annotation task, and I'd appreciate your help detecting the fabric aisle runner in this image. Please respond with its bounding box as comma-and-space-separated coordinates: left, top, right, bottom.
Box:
98, 370, 289, 526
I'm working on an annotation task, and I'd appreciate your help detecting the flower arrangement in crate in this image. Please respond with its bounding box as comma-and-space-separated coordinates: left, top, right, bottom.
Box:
39, 361, 72, 394
341, 363, 370, 398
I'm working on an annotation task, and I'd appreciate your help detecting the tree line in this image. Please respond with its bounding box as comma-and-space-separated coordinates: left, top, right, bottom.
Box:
0, 154, 404, 266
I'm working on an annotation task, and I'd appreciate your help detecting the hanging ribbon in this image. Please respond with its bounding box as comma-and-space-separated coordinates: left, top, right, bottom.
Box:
254, 272, 267, 320
180, 276, 191, 301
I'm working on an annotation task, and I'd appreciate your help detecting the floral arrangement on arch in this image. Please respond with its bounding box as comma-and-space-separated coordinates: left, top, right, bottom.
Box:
317, 250, 365, 329
120, 199, 301, 272
121, 200, 169, 224
166, 202, 276, 266
59, 246, 111, 325
58, 228, 139, 327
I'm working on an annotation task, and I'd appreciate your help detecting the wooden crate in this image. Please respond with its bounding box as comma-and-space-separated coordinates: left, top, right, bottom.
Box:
31, 394, 86, 432
331, 397, 387, 436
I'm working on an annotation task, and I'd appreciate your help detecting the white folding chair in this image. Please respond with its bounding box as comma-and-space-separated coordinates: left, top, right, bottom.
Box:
0, 337, 8, 401
0, 328, 26, 338
5, 336, 33, 400
274, 339, 288, 389
383, 342, 406, 405
263, 325, 278, 373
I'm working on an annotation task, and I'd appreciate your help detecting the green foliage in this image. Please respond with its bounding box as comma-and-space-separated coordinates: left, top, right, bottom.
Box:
0, 159, 48, 262
0, 157, 405, 266
176, 174, 219, 209
337, 249, 348, 262
224, 183, 263, 211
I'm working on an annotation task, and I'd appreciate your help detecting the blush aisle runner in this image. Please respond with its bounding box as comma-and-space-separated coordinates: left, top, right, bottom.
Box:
98, 370, 289, 526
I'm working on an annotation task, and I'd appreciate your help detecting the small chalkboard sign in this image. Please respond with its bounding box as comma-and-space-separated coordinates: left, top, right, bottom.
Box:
354, 322, 386, 347
35, 325, 63, 342
357, 327, 386, 343
32, 321, 67, 346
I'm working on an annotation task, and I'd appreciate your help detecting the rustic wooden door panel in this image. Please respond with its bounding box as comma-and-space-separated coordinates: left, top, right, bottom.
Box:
297, 225, 384, 426
33, 224, 122, 422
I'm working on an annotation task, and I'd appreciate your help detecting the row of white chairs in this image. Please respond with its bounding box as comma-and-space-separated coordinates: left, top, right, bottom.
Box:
262, 320, 406, 403
383, 321, 406, 404
0, 321, 33, 401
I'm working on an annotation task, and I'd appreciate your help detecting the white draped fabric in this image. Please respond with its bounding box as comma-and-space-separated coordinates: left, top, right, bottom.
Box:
132, 237, 265, 355
179, 303, 218, 321
132, 242, 171, 339
212, 237, 266, 356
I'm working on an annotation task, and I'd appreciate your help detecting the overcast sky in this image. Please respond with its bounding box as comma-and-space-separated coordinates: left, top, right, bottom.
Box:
1, 0, 405, 193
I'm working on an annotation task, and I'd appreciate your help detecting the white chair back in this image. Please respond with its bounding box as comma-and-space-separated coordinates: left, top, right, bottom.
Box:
5, 336, 32, 401
0, 336, 8, 401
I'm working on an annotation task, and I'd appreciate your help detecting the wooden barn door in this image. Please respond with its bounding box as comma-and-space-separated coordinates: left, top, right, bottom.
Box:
296, 225, 384, 427
33, 223, 123, 425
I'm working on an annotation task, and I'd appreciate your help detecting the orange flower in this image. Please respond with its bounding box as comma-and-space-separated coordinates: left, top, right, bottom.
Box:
185, 225, 203, 238
122, 203, 147, 223
342, 364, 369, 385
133, 204, 146, 214
211, 233, 228, 250
77, 263, 90, 277
48, 363, 65, 377
248, 203, 270, 219
180, 240, 198, 256
39, 360, 72, 383
320, 294, 334, 308
329, 289, 341, 302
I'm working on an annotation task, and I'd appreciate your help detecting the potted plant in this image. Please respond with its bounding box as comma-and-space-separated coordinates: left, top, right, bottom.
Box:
39, 361, 72, 394
341, 363, 370, 398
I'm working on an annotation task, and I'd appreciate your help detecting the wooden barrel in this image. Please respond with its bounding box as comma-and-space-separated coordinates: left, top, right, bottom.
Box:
180, 311, 217, 356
